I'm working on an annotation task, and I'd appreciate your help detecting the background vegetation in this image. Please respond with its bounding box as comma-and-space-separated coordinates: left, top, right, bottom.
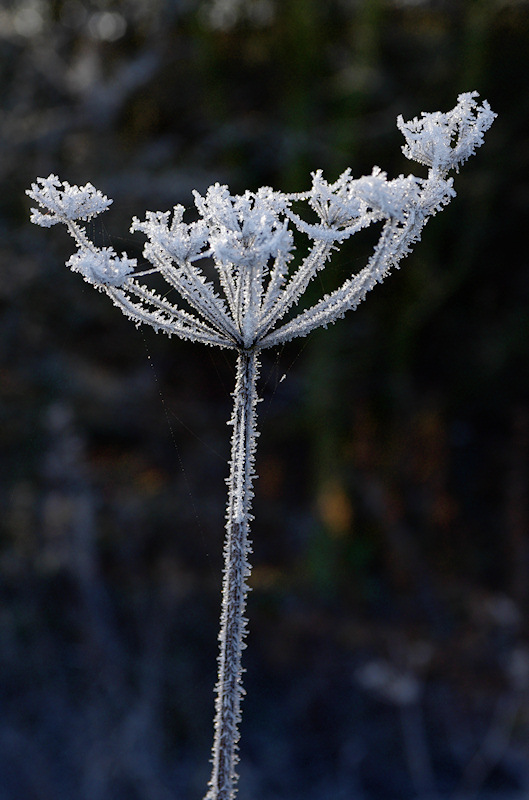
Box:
1, 1, 528, 798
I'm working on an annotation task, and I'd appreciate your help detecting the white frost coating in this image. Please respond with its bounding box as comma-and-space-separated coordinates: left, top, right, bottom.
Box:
300, 166, 422, 230
26, 93, 495, 350
27, 175, 112, 226
397, 91, 496, 173
130, 207, 209, 264
205, 350, 259, 800
28, 93, 495, 800
67, 247, 136, 287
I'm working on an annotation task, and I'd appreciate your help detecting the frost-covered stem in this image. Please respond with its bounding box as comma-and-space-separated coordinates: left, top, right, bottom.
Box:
206, 348, 260, 800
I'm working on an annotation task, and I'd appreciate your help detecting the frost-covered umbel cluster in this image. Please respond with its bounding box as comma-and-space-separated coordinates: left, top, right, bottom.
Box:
28, 92, 495, 354
28, 93, 494, 800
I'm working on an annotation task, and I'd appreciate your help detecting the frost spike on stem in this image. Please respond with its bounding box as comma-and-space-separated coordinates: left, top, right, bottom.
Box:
205, 349, 260, 800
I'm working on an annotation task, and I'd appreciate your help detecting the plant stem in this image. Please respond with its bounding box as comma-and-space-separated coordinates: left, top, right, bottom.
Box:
205, 348, 260, 800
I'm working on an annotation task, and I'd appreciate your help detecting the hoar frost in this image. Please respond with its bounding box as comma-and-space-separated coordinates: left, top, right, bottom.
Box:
28, 92, 495, 800
27, 92, 494, 353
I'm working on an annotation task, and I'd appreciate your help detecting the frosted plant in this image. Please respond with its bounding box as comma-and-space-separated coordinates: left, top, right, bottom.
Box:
27, 92, 495, 800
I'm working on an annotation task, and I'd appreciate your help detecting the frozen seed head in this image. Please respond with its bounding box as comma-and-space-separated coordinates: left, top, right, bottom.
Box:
397, 91, 496, 174
308, 167, 421, 227
67, 247, 136, 287
27, 175, 112, 226
193, 183, 294, 268
131, 207, 210, 265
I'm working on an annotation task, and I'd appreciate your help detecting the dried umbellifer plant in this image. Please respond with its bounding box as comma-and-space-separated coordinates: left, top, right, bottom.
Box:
28, 92, 495, 800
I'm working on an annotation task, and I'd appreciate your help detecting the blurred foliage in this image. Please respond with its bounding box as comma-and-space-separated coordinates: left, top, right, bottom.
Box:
1, 0, 529, 798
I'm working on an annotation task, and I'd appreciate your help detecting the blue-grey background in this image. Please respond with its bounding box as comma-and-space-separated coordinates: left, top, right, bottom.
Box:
1, 1, 528, 798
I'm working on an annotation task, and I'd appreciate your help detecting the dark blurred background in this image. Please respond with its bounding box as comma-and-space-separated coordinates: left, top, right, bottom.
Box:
1, 1, 528, 798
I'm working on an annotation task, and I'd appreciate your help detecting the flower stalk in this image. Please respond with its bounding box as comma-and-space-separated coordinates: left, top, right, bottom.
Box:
207, 349, 259, 800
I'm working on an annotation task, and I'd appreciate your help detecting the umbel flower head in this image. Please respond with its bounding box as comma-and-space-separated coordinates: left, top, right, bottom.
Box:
397, 90, 496, 173
66, 247, 137, 287
28, 174, 113, 226
27, 92, 495, 353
